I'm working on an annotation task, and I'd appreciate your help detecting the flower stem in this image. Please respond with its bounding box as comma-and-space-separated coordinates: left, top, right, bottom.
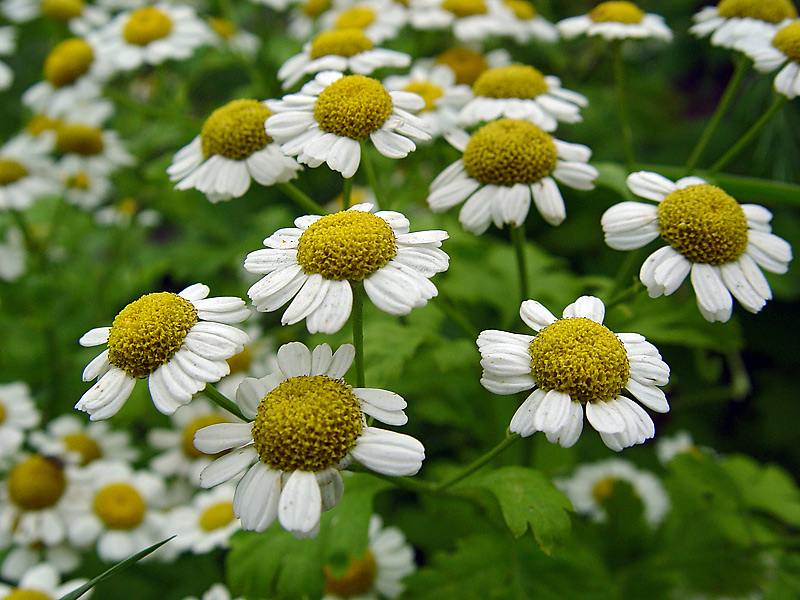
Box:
434, 432, 520, 492
360, 145, 385, 208
199, 384, 247, 422
707, 94, 788, 176
351, 280, 366, 388
612, 41, 636, 171
510, 225, 529, 306
342, 177, 353, 209
277, 182, 325, 215
685, 55, 750, 173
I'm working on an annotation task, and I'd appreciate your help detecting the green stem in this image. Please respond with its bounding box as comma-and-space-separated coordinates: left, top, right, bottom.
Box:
360, 145, 385, 208
707, 95, 788, 176
510, 225, 529, 306
434, 433, 520, 492
612, 41, 636, 171
342, 177, 353, 209
277, 182, 325, 215
433, 292, 479, 339
351, 280, 365, 388
606, 248, 646, 308
199, 384, 247, 421
685, 55, 750, 173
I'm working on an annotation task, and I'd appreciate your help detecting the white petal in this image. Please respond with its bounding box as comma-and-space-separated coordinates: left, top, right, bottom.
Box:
585, 399, 626, 434
277, 341, 312, 377
520, 300, 557, 331
562, 296, 605, 322
200, 446, 258, 488
625, 379, 669, 413
626, 171, 676, 201
194, 423, 253, 454
350, 427, 425, 476
278, 470, 321, 535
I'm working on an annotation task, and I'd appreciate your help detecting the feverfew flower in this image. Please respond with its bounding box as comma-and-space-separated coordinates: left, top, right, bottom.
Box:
0, 0, 108, 35
320, 0, 409, 44
29, 414, 139, 467
195, 342, 425, 539
0, 135, 61, 210
602, 171, 793, 322
427, 119, 597, 232
244, 203, 449, 334
691, 0, 797, 49
266, 71, 431, 179
557, 1, 672, 41
168, 483, 239, 554
736, 19, 800, 98
656, 430, 708, 465
51, 121, 133, 176
77, 283, 250, 420
59, 157, 113, 210
0, 563, 87, 600
208, 17, 260, 58
478, 296, 671, 451
495, 0, 559, 43
0, 543, 80, 583
431, 46, 511, 86
408, 0, 509, 42
168, 99, 302, 202
0, 382, 40, 460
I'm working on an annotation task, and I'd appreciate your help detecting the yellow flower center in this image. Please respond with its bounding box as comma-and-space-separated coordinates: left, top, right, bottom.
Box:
7, 455, 67, 511
335, 6, 376, 29
182, 414, 232, 458
93, 482, 147, 530
296, 210, 397, 280
463, 118, 557, 187
117, 197, 139, 217
402, 81, 443, 112
314, 75, 393, 140
589, 1, 645, 23
27, 114, 61, 136
657, 184, 748, 265
324, 550, 378, 597
503, 0, 537, 19
473, 64, 548, 99
529, 317, 630, 404
717, 0, 797, 22
44, 38, 94, 88
106, 292, 198, 378
0, 159, 29, 186
435, 47, 488, 85
310, 29, 374, 59
442, 0, 487, 17
199, 501, 236, 531
63, 432, 102, 465
55, 124, 104, 156
123, 7, 174, 46
303, 0, 332, 18
200, 99, 273, 160
773, 21, 800, 62
591, 476, 619, 503
0, 401, 5, 424
66, 171, 91, 190
5, 591, 53, 600
40, 0, 83, 21
226, 346, 252, 374
208, 17, 235, 39
251, 375, 364, 472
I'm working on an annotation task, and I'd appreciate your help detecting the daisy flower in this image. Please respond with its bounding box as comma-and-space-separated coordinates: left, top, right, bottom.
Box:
556, 459, 670, 527
427, 119, 598, 232
88, 3, 213, 73
168, 99, 302, 203
736, 18, 800, 98
557, 1, 673, 41
431, 46, 511, 86
195, 342, 426, 539
323, 513, 416, 600
0, 0, 109, 35
655, 430, 711, 465
408, 0, 509, 42
0, 26, 16, 91
28, 414, 139, 467
0, 543, 80, 583
266, 70, 431, 179
691, 0, 797, 49
207, 17, 260, 58
59, 157, 113, 210
0, 563, 87, 600
477, 295, 671, 452
168, 483, 239, 555
495, 0, 559, 43
277, 28, 410, 90
457, 64, 588, 131
0, 382, 40, 461
286, 0, 332, 41
601, 171, 793, 322
0, 228, 25, 281
51, 121, 134, 176
94, 197, 160, 228
77, 283, 250, 420
244, 203, 449, 334
0, 135, 61, 211
320, 0, 408, 44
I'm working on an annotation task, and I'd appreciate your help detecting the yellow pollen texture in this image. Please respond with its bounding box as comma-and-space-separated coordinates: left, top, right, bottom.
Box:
123, 7, 173, 46
63, 432, 102, 465
473, 64, 548, 99
657, 184, 749, 265
93, 483, 146, 530
0, 159, 29, 186
324, 550, 378, 597
529, 317, 630, 404
44, 38, 94, 88
303, 0, 332, 18
251, 375, 363, 472
40, 0, 83, 21
310, 29, 375, 60
589, 1, 645, 23
183, 414, 231, 458
55, 124, 104, 156
717, 0, 797, 22
463, 118, 557, 186
106, 292, 198, 378
199, 501, 235, 531
296, 210, 397, 280
403, 81, 443, 111
335, 6, 376, 29
435, 47, 488, 85
314, 75, 393, 139
504, 0, 537, 19
8, 455, 67, 511
5, 590, 54, 600
773, 22, 800, 62
201, 99, 272, 160
442, 0, 488, 17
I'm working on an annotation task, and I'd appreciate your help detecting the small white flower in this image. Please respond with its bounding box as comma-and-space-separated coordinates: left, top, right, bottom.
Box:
495, 0, 559, 43
691, 0, 797, 49
0, 382, 39, 461
0, 563, 88, 600
29, 414, 139, 467
478, 296, 671, 452
0, 26, 16, 90
736, 19, 800, 98
602, 171, 793, 322
48, 121, 133, 177
168, 483, 239, 555
320, 0, 409, 44
557, 1, 672, 41
1, 0, 109, 35
0, 544, 80, 583
656, 430, 710, 465
94, 197, 160, 228
195, 342, 426, 539
0, 135, 61, 210
428, 46, 512, 87
77, 283, 250, 420
408, 0, 510, 42
58, 156, 113, 210
207, 17, 260, 57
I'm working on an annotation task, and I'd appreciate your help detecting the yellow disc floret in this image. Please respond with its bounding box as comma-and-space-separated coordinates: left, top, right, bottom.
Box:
27, 114, 61, 136
529, 317, 630, 404
324, 550, 378, 597
335, 6, 376, 29
5, 590, 53, 600
208, 17, 235, 39
435, 47, 488, 85
93, 483, 147, 530
123, 7, 174, 46
66, 171, 91, 190
40, 0, 83, 21
463, 118, 557, 186
592, 477, 619, 503
55, 124, 104, 156
657, 184, 748, 265
442, 0, 487, 17
773, 21, 800, 62
314, 75, 393, 139
7, 455, 67, 511
303, 0, 332, 18
296, 210, 397, 280
251, 375, 364, 472
0, 159, 29, 186
199, 501, 236, 531
717, 0, 797, 22
0, 401, 5, 424
200, 99, 272, 160
183, 414, 231, 458
403, 81, 443, 112
44, 38, 94, 88
473, 64, 548, 99
504, 0, 537, 19
310, 29, 374, 60
63, 432, 102, 465
106, 292, 198, 378
589, 1, 645, 23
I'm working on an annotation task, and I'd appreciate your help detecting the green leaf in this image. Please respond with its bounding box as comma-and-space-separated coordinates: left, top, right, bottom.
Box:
723, 455, 800, 528
593, 161, 634, 200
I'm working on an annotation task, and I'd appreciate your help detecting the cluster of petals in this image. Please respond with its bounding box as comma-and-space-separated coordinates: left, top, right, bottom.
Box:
690, 4, 780, 49
408, 0, 511, 42
558, 6, 672, 41
735, 19, 800, 98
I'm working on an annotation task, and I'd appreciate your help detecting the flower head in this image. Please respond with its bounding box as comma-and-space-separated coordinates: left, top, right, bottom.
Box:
167, 483, 239, 555
0, 135, 61, 210
736, 18, 800, 98
320, 0, 409, 44
408, 0, 510, 42
29, 414, 138, 467
691, 0, 797, 49
557, 1, 672, 41
0, 563, 87, 600
495, 0, 559, 43
0, 382, 40, 462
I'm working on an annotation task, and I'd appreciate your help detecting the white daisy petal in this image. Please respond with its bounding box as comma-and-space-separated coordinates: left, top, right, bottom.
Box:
350, 427, 425, 476
278, 470, 321, 535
